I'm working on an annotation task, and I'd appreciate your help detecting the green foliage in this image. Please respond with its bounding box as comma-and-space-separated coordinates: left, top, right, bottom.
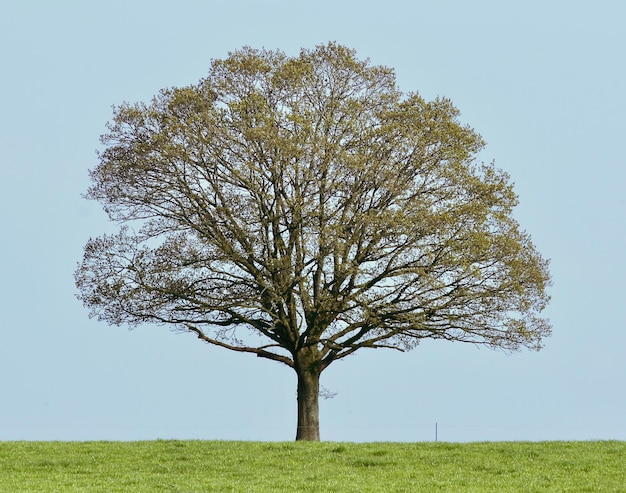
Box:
1, 440, 624, 492
76, 42, 551, 365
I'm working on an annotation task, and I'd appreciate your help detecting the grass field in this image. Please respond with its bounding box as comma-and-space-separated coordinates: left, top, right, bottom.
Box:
0, 440, 624, 492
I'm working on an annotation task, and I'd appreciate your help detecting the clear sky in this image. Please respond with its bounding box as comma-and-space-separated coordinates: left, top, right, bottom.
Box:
1, 0, 625, 442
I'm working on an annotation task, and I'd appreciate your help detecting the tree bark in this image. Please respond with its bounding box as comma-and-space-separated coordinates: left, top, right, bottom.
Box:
294, 349, 321, 441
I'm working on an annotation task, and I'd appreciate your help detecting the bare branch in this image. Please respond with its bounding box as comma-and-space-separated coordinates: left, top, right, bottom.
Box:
184, 324, 294, 368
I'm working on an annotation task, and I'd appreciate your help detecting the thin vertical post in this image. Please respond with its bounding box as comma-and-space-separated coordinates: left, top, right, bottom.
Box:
435, 422, 438, 442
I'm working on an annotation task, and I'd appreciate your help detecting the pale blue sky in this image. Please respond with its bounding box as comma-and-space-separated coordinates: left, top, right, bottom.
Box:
1, 0, 625, 442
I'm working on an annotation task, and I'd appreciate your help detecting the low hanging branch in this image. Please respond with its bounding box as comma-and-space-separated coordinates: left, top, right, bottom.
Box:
184, 323, 294, 368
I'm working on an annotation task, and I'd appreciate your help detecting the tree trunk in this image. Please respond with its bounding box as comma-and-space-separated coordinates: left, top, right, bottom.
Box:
295, 350, 321, 441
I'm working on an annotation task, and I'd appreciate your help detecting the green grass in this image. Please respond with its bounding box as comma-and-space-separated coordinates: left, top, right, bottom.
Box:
0, 440, 624, 492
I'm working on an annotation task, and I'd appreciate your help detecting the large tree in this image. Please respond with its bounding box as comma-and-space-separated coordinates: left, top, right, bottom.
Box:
75, 43, 551, 441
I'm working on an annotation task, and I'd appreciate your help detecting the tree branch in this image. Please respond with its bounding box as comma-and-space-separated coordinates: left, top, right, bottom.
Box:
184, 323, 294, 368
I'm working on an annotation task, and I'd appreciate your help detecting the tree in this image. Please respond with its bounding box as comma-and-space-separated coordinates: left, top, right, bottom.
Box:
75, 43, 551, 441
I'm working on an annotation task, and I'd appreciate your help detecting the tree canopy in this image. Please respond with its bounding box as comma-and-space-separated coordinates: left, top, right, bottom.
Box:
75, 43, 551, 440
